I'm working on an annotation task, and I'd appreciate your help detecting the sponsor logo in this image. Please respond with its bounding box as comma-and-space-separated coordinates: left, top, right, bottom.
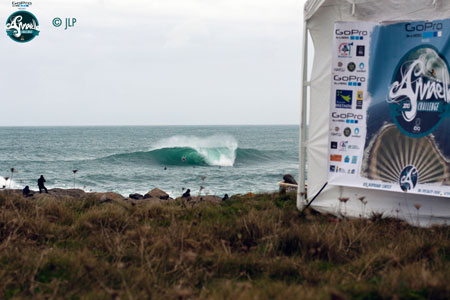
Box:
399, 165, 418, 192
343, 127, 351, 137
351, 156, 358, 164
405, 22, 443, 39
351, 128, 361, 138
330, 126, 341, 137
344, 155, 350, 163
357, 62, 366, 73
334, 61, 345, 72
330, 154, 342, 162
356, 45, 365, 56
356, 91, 363, 109
339, 141, 348, 150
330, 166, 355, 174
335, 29, 367, 40
405, 22, 443, 32
331, 112, 363, 123
5, 11, 39, 42
388, 46, 450, 137
348, 144, 360, 150
12, 1, 32, 9
331, 141, 338, 149
335, 90, 353, 109
338, 42, 353, 57
347, 62, 356, 72
334, 75, 365, 86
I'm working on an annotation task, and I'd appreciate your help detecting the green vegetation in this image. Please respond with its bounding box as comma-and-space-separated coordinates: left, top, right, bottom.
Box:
0, 191, 449, 299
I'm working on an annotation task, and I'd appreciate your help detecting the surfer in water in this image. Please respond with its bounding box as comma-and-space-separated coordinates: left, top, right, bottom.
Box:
181, 157, 186, 162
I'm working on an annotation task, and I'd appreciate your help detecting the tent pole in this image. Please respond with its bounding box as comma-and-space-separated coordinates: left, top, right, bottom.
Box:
297, 19, 309, 211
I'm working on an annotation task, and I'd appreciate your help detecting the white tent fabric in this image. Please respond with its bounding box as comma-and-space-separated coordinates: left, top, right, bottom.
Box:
299, 0, 450, 226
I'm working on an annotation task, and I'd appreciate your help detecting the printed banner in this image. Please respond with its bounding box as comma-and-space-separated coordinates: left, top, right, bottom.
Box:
328, 19, 450, 197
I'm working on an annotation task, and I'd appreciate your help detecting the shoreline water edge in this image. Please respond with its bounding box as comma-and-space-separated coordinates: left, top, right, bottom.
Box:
0, 187, 239, 204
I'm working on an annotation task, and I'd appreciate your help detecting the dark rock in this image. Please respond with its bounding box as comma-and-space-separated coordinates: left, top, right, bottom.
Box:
201, 195, 222, 202
222, 194, 229, 201
129, 193, 144, 200
283, 174, 298, 185
47, 188, 86, 198
144, 188, 170, 200
175, 195, 221, 203
90, 192, 125, 203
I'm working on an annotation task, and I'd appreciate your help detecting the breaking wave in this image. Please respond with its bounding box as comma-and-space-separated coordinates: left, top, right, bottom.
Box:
100, 135, 279, 167
0, 176, 20, 189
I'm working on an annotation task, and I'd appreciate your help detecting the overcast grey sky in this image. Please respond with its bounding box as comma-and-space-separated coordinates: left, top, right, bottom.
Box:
0, 0, 306, 126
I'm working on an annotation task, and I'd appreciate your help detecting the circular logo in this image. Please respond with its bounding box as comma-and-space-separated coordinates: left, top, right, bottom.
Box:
343, 127, 351, 137
388, 46, 450, 137
338, 61, 343, 68
359, 62, 365, 70
399, 165, 418, 192
338, 42, 352, 57
6, 11, 40, 43
347, 62, 356, 72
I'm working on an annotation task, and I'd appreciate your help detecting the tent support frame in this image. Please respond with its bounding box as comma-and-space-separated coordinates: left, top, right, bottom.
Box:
297, 20, 309, 211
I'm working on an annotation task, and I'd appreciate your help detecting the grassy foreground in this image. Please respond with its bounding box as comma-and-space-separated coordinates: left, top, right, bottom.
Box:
0, 191, 449, 300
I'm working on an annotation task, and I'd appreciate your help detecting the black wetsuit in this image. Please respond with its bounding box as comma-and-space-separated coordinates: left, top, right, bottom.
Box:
38, 176, 48, 193
23, 186, 31, 197
182, 189, 191, 198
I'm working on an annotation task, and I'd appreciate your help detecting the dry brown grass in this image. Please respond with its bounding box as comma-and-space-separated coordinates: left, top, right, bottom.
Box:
0, 191, 449, 300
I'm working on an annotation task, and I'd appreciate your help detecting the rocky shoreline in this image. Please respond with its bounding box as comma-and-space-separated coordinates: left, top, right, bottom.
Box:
0, 187, 223, 204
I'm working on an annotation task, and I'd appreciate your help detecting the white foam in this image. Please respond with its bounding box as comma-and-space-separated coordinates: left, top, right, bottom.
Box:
152, 135, 238, 167
0, 176, 20, 189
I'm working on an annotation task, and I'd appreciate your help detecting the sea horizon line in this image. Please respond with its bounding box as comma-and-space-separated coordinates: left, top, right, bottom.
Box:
0, 124, 300, 128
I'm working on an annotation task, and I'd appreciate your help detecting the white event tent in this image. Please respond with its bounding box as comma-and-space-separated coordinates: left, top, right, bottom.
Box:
297, 0, 450, 226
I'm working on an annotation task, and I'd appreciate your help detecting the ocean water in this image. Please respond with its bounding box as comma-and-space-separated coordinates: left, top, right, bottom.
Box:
0, 126, 299, 197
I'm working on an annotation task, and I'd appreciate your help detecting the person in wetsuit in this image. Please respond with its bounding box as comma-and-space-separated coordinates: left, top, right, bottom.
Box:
23, 186, 31, 197
182, 189, 191, 198
37, 175, 48, 193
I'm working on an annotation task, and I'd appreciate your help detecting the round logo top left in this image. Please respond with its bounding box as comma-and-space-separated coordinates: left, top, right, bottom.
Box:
6, 11, 40, 43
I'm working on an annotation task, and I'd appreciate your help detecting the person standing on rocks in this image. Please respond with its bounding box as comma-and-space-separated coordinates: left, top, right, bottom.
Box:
37, 175, 48, 193
182, 189, 191, 199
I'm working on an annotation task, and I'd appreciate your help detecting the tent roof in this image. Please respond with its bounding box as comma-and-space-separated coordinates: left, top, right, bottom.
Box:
305, 0, 355, 20
304, 0, 325, 20
304, 0, 442, 21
